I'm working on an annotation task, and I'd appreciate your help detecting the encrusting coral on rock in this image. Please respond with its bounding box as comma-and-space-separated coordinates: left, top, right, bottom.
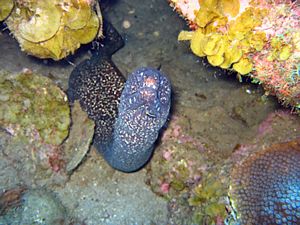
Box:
0, 70, 70, 146
0, 69, 70, 185
0, 70, 95, 187
169, 0, 300, 114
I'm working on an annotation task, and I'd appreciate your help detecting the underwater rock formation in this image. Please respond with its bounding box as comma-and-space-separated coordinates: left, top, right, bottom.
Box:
229, 138, 300, 224
3, 0, 102, 60
100, 67, 171, 172
0, 70, 72, 187
64, 101, 95, 173
18, 189, 66, 225
0, 188, 66, 225
0, 70, 97, 187
169, 0, 300, 114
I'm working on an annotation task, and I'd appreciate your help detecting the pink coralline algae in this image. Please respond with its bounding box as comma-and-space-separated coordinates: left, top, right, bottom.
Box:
161, 115, 207, 152
257, 109, 298, 137
160, 182, 170, 194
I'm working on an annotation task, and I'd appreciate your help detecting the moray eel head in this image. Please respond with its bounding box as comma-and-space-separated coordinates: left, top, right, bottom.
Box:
104, 67, 171, 172
120, 67, 171, 121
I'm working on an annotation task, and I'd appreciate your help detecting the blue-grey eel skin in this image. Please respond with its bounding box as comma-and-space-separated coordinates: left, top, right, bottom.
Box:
68, 21, 171, 172
99, 67, 171, 172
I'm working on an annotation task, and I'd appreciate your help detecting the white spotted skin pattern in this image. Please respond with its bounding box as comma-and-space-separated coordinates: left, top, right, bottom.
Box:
100, 67, 171, 172
68, 57, 125, 146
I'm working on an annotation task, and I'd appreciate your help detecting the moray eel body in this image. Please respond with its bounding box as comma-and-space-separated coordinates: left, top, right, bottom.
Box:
68, 20, 125, 147
229, 139, 300, 224
98, 67, 171, 172
68, 22, 171, 172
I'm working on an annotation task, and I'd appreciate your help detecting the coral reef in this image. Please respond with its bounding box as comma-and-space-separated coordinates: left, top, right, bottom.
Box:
147, 115, 208, 197
3, 0, 102, 60
146, 100, 300, 224
0, 70, 70, 186
228, 138, 300, 225
169, 0, 300, 114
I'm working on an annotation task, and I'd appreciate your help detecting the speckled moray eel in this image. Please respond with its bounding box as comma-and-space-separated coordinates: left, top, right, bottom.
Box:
68, 20, 126, 149
102, 67, 171, 172
68, 22, 171, 173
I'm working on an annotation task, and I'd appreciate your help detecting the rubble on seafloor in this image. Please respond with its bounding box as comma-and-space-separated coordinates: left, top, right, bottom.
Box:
0, 70, 94, 189
168, 0, 300, 114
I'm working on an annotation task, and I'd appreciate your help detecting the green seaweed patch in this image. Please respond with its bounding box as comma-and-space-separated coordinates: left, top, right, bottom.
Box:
0, 70, 70, 145
169, 159, 191, 192
188, 173, 228, 225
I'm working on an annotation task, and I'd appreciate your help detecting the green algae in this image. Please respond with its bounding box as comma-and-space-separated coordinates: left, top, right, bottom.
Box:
188, 173, 228, 224
0, 70, 70, 145
170, 159, 191, 192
